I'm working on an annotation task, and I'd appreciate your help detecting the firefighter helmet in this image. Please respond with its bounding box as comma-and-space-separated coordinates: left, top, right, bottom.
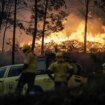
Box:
56, 52, 63, 58
22, 44, 31, 52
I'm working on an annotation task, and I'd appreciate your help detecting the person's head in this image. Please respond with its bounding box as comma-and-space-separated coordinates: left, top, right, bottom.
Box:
22, 44, 31, 53
56, 52, 64, 62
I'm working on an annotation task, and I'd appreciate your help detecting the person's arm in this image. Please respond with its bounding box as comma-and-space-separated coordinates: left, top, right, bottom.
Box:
47, 63, 55, 81
46, 70, 54, 81
67, 69, 73, 81
23, 53, 32, 70
23, 63, 28, 69
67, 63, 74, 80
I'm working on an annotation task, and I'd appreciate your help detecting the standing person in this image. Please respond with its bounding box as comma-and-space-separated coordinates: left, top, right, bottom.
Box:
16, 44, 37, 95
47, 52, 74, 90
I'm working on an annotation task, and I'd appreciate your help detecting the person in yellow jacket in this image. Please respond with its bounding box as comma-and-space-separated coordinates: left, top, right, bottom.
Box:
47, 52, 74, 89
16, 44, 37, 95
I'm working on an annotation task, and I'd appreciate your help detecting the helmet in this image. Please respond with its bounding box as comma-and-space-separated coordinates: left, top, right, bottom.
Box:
56, 52, 63, 58
22, 44, 31, 52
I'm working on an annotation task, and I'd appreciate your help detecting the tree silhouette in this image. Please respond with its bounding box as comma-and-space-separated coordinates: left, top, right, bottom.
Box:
2, 0, 13, 52
12, 0, 17, 64
94, 0, 105, 12
28, 0, 68, 53
0, 0, 5, 30
84, 0, 90, 53
0, 0, 68, 56
41, 0, 48, 55
32, 0, 38, 51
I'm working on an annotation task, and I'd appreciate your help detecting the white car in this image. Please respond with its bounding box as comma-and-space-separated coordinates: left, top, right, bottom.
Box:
0, 64, 55, 95
0, 63, 87, 95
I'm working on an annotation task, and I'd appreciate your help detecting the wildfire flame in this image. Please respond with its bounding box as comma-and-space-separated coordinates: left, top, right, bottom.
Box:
42, 23, 105, 45
19, 22, 105, 55
19, 42, 32, 48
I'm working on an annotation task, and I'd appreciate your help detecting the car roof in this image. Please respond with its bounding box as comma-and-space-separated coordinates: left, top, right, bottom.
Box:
0, 64, 23, 68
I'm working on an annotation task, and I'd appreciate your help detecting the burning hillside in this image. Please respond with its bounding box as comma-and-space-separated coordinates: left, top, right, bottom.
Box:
19, 22, 105, 56
34, 40, 105, 56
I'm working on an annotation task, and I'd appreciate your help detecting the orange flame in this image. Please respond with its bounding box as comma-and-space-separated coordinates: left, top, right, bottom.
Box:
19, 22, 105, 54
42, 22, 105, 45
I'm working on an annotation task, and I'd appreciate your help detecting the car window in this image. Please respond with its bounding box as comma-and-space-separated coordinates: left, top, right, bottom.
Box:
8, 65, 23, 77
37, 57, 46, 72
0, 67, 6, 78
37, 70, 47, 75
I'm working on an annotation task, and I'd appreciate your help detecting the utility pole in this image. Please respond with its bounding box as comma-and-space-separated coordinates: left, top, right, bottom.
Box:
41, 0, 48, 56
84, 0, 89, 53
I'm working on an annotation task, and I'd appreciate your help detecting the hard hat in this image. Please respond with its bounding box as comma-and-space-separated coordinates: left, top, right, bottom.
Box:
22, 44, 31, 51
56, 52, 63, 58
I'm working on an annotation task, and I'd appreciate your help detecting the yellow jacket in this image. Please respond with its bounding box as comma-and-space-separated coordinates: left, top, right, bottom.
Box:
23, 51, 37, 73
48, 61, 73, 82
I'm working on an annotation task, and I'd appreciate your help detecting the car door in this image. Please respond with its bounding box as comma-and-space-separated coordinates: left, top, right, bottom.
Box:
4, 65, 23, 94
35, 72, 54, 91
0, 67, 7, 94
35, 57, 54, 91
